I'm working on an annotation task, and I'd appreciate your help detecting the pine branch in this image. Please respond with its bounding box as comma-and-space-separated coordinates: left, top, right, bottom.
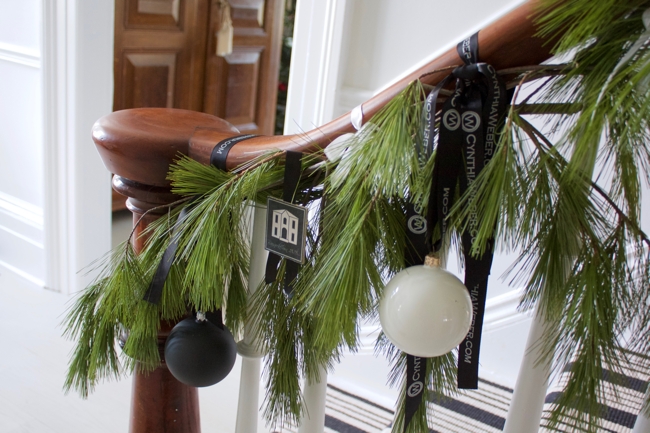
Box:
516, 116, 650, 249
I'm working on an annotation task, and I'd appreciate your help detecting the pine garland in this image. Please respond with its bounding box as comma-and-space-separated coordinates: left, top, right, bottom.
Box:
62, 1, 650, 431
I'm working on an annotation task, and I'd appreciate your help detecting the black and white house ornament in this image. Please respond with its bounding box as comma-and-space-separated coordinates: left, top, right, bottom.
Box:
164, 311, 237, 387
379, 255, 473, 358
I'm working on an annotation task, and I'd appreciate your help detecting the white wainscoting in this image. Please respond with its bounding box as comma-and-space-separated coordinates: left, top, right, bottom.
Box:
0, 4, 46, 290
0, 192, 45, 288
0, 42, 40, 69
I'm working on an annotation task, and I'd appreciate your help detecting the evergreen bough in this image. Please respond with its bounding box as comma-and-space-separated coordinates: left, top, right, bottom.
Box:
64, 1, 650, 431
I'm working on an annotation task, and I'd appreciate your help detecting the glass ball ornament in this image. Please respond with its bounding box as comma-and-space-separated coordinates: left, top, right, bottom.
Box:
379, 256, 473, 357
164, 313, 237, 387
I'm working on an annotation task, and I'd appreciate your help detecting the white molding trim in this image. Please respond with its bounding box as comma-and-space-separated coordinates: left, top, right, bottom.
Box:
42, 0, 71, 293
0, 192, 46, 286
483, 288, 531, 333
0, 259, 46, 289
0, 41, 40, 68
41, 0, 114, 294
0, 191, 44, 229
284, 0, 347, 134
327, 374, 395, 413
0, 225, 44, 249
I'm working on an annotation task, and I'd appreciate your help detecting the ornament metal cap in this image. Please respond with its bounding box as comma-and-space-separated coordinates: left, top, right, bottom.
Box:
424, 254, 440, 268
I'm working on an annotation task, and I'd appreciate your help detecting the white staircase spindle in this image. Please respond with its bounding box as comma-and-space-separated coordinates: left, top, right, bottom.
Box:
235, 204, 268, 433
503, 308, 551, 433
632, 389, 650, 433
298, 365, 328, 433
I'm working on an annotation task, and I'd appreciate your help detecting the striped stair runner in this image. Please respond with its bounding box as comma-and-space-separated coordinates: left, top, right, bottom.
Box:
277, 362, 649, 433
540, 350, 650, 432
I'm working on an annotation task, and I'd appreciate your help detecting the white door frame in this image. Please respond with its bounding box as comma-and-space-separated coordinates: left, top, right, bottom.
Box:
42, 0, 114, 294
283, 0, 348, 135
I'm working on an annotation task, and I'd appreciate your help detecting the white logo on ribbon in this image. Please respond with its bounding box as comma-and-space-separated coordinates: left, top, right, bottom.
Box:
407, 381, 424, 397
407, 215, 427, 234
462, 111, 481, 133
442, 109, 460, 131
271, 209, 299, 245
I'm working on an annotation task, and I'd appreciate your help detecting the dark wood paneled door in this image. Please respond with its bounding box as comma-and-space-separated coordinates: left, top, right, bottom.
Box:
112, 0, 284, 210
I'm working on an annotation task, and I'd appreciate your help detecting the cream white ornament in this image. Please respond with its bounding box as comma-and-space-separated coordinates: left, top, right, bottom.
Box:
379, 256, 473, 357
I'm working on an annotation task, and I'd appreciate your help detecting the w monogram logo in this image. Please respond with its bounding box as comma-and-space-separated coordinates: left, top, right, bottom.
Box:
442, 109, 460, 131
461, 111, 481, 133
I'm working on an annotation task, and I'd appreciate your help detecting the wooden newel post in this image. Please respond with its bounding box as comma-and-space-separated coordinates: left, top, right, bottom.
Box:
113, 175, 200, 433
93, 109, 239, 433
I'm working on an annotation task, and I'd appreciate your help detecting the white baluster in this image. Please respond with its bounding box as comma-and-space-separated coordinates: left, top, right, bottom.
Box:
298, 365, 328, 433
632, 390, 650, 433
503, 308, 551, 433
235, 204, 268, 433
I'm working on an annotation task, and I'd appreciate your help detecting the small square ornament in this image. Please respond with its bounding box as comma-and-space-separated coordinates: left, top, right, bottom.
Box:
265, 196, 307, 264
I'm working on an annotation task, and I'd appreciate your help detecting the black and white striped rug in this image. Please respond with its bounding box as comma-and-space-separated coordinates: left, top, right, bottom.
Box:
278, 378, 512, 433
282, 368, 649, 433
540, 350, 650, 432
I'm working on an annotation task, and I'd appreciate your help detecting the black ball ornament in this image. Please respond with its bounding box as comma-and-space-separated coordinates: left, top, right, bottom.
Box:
164, 312, 237, 387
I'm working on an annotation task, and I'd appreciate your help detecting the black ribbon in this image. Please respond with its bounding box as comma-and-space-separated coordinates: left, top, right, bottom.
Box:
403, 34, 508, 429
403, 354, 427, 431
145, 134, 258, 303
143, 206, 190, 304
265, 151, 303, 295
209, 134, 258, 171
427, 33, 507, 390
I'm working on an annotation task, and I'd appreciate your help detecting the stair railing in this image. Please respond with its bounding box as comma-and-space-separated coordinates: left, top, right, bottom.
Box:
92, 1, 555, 431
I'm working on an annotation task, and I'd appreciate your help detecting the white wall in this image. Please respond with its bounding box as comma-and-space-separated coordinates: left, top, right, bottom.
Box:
0, 0, 113, 293
0, 0, 46, 287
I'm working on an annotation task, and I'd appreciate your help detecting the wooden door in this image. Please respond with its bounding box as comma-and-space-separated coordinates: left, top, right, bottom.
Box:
112, 0, 284, 210
202, 0, 284, 134
113, 0, 211, 111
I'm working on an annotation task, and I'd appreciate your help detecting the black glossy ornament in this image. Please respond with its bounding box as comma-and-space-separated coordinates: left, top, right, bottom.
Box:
164, 312, 237, 387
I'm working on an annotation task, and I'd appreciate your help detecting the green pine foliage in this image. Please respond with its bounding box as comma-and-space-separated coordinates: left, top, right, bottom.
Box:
294, 82, 427, 361
63, 1, 650, 430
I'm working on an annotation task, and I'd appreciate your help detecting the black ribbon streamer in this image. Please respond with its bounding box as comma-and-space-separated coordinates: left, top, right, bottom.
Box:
264, 151, 303, 295
143, 206, 190, 304
145, 134, 258, 304
402, 33, 508, 430
402, 203, 430, 431
428, 33, 507, 390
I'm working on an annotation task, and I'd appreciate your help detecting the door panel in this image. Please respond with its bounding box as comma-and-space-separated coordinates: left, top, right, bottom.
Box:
112, 0, 284, 211
127, 0, 183, 29
123, 52, 177, 108
222, 47, 262, 130
202, 0, 284, 135
114, 0, 209, 111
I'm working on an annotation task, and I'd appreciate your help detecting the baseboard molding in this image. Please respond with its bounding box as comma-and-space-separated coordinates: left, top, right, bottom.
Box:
0, 41, 40, 68
483, 288, 531, 333
327, 374, 396, 412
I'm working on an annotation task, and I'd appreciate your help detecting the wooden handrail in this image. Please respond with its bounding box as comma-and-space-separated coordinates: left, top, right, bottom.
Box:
93, 0, 552, 187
